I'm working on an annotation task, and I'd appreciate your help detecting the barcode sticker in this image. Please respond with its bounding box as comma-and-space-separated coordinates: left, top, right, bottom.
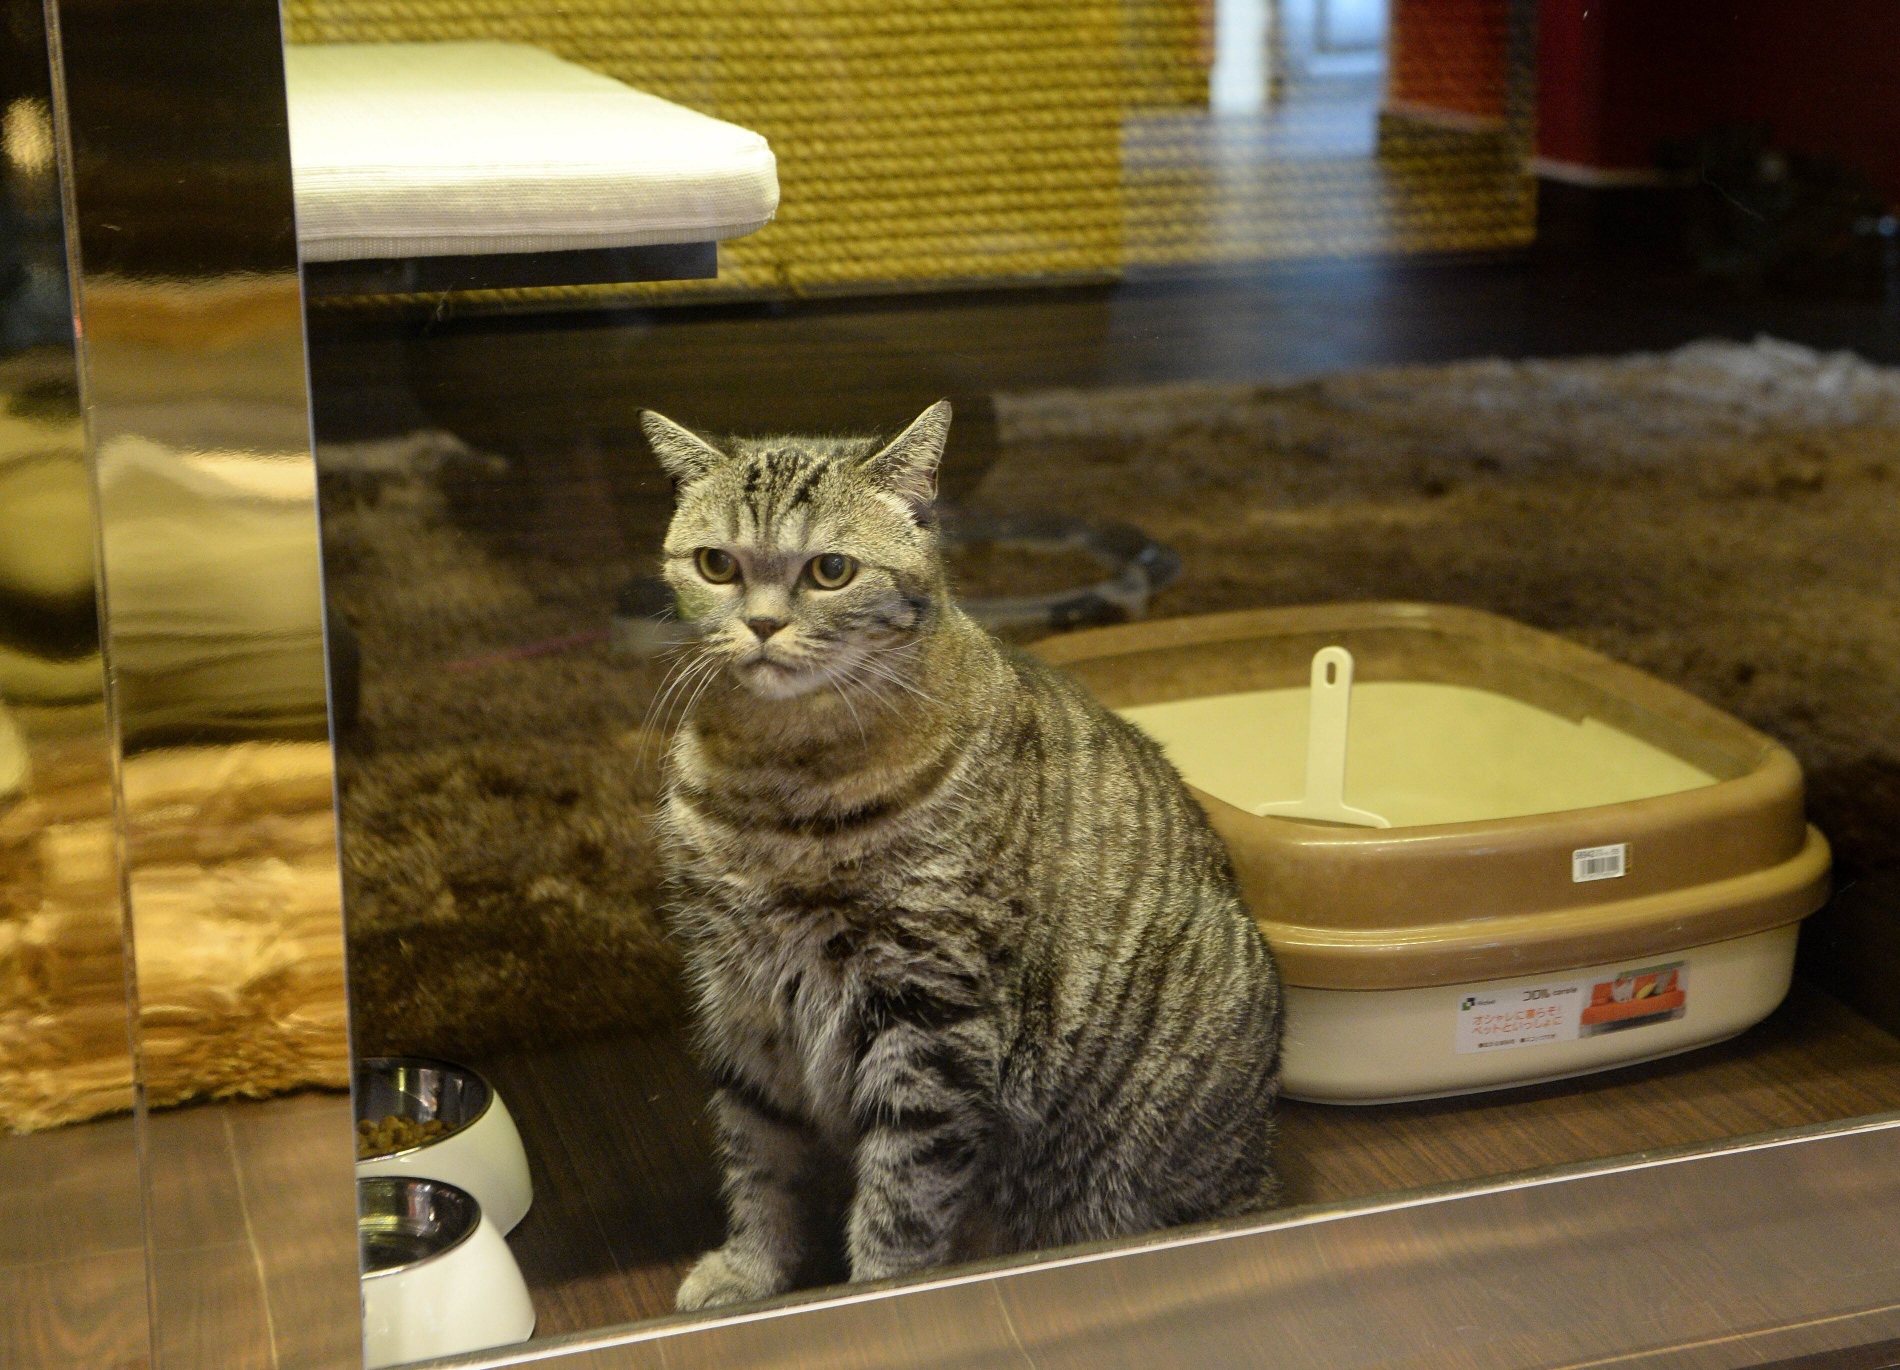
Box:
1572, 843, 1628, 883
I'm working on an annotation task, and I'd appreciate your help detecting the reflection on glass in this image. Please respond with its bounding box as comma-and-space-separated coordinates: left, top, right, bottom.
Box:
49, 0, 361, 1361
0, 0, 149, 1363
82, 265, 357, 1370
284, 0, 1531, 310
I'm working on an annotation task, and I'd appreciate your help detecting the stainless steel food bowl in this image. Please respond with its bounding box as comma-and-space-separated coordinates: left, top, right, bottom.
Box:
358, 1175, 536, 1366
358, 1176, 480, 1277
354, 1055, 493, 1160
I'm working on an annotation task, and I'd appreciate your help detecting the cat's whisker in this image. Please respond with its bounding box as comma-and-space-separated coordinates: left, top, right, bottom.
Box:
677, 656, 727, 735
869, 644, 931, 678
641, 651, 710, 733
641, 651, 724, 762
849, 662, 936, 721
860, 649, 930, 686
853, 671, 931, 714
829, 680, 869, 746
846, 673, 903, 718
851, 655, 937, 708
638, 661, 697, 749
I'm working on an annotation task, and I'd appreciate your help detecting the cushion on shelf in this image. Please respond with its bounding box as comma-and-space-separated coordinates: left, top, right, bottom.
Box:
284, 41, 779, 262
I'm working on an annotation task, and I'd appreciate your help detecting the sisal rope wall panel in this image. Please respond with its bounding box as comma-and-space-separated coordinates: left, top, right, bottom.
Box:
285, 0, 1536, 310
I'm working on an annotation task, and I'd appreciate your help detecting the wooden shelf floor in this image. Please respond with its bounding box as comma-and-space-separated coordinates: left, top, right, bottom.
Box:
472, 979, 1900, 1343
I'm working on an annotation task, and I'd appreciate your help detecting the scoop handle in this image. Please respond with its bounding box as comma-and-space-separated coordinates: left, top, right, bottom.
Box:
1302, 646, 1354, 812
1253, 645, 1391, 828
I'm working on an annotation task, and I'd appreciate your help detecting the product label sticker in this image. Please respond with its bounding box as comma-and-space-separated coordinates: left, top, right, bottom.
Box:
1572, 842, 1628, 882
1455, 980, 1586, 1053
1455, 960, 1687, 1053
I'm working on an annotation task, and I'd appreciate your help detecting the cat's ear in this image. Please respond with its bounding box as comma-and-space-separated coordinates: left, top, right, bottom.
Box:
640, 410, 727, 485
861, 400, 951, 511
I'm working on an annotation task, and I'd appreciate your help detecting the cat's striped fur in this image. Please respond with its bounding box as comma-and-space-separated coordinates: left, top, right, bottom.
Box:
643, 402, 1283, 1311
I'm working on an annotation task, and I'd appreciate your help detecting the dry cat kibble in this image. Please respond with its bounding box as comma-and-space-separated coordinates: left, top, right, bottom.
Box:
356, 1114, 452, 1158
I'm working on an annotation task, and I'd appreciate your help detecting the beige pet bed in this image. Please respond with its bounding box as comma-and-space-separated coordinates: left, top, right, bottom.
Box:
284, 41, 780, 263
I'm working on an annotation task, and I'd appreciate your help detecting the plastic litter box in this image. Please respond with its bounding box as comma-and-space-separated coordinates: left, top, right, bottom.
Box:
1034, 603, 1830, 1103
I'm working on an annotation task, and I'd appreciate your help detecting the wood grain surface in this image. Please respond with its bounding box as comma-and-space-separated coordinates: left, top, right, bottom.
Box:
134, 1101, 358, 1370
0, 1115, 148, 1369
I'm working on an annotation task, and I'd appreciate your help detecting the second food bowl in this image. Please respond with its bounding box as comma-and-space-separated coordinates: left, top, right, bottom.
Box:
359, 1176, 535, 1369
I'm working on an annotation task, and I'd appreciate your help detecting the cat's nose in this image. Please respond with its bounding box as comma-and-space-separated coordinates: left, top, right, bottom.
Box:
745, 617, 786, 641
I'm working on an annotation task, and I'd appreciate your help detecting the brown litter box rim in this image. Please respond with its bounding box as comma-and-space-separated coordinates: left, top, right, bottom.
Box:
1262, 825, 1829, 991
1035, 603, 1827, 989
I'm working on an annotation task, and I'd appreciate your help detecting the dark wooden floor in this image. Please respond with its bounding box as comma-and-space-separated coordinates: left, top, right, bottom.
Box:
13, 985, 1900, 1360
307, 253, 1900, 521
0, 1091, 364, 1370
472, 981, 1900, 1342
310, 255, 1900, 441
0, 1115, 147, 1369
473, 1030, 717, 1336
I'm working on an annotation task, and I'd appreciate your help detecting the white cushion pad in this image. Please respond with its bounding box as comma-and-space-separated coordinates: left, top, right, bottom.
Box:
285, 42, 779, 262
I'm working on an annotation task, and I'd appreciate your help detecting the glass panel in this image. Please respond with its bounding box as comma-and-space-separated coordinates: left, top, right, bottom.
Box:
45, 0, 361, 1364
0, 0, 148, 1364
276, 0, 1900, 1361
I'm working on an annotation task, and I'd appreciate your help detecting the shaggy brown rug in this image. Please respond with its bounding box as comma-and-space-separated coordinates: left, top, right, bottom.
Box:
317, 433, 678, 1057
320, 337, 1900, 1060
0, 735, 349, 1130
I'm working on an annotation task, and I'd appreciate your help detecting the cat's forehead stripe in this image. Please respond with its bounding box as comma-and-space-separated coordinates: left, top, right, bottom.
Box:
676, 435, 913, 557
743, 450, 839, 546
781, 457, 831, 511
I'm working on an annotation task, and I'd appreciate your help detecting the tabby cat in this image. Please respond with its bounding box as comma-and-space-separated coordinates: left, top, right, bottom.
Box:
643, 401, 1283, 1311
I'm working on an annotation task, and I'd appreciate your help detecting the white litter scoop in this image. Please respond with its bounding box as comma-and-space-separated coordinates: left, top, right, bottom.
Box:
1253, 646, 1391, 828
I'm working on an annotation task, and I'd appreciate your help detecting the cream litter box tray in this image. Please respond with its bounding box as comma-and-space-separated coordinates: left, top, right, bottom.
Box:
1034, 604, 1830, 1104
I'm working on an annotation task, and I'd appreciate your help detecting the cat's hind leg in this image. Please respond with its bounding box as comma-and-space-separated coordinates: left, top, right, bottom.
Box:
678, 1081, 830, 1311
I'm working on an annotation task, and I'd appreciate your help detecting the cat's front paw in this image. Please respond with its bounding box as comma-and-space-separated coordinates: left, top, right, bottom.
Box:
676, 1247, 776, 1311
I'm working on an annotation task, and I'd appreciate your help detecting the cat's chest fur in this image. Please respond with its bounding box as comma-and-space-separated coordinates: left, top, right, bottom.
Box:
702, 904, 869, 1146
662, 667, 1008, 1146
669, 776, 1000, 1149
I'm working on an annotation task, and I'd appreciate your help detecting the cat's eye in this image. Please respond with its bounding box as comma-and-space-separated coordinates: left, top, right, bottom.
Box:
694, 547, 740, 583
807, 552, 857, 589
